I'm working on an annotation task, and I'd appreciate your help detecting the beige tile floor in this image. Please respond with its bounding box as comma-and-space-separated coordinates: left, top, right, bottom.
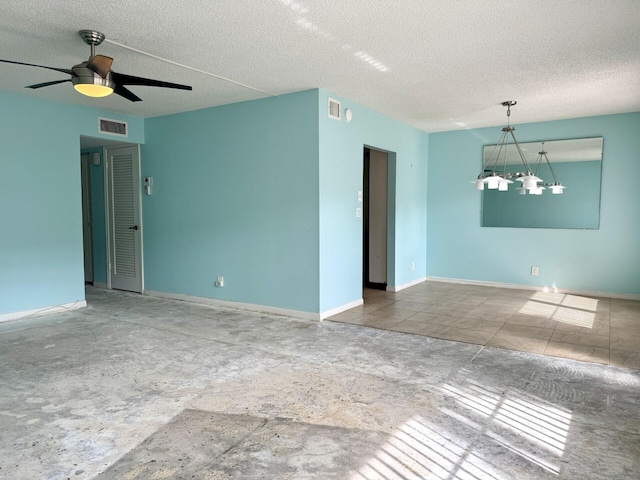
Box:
327, 281, 640, 369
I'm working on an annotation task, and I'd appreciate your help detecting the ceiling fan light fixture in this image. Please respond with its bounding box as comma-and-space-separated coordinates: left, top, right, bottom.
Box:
72, 66, 114, 97
1, 29, 193, 102
73, 82, 114, 98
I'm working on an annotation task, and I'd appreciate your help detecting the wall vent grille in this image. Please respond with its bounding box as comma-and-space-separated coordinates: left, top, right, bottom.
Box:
328, 98, 341, 120
99, 118, 128, 137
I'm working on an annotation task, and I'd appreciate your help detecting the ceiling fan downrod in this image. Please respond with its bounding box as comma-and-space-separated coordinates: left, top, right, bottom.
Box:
78, 30, 106, 58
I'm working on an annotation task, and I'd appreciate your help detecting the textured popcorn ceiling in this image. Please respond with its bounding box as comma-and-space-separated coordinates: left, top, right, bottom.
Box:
1, 0, 639, 132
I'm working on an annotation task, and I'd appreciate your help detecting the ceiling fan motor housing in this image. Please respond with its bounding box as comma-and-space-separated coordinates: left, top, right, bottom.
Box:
79, 30, 106, 47
71, 63, 115, 97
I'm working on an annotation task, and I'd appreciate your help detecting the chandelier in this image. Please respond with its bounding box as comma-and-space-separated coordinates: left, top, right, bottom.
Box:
529, 143, 566, 194
473, 101, 565, 195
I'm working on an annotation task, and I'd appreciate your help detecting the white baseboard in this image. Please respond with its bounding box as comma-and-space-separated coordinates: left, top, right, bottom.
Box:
387, 276, 427, 293
426, 276, 640, 301
144, 290, 322, 321
320, 298, 364, 320
146, 290, 366, 322
0, 300, 87, 323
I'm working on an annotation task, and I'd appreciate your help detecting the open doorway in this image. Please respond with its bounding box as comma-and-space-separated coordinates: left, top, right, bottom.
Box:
80, 146, 104, 288
80, 136, 143, 295
80, 152, 101, 284
363, 147, 389, 291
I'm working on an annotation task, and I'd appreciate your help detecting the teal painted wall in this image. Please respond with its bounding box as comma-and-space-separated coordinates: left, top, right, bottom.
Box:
80, 147, 108, 285
428, 112, 640, 295
141, 90, 320, 312
482, 161, 602, 229
143, 88, 428, 315
318, 90, 429, 312
0, 91, 143, 316
8, 85, 634, 319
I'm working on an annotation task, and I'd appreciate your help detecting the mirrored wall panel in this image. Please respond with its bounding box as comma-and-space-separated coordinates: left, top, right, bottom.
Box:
481, 137, 603, 229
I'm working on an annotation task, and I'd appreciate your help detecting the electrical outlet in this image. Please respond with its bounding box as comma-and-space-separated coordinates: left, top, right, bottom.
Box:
215, 276, 224, 287
531, 266, 539, 276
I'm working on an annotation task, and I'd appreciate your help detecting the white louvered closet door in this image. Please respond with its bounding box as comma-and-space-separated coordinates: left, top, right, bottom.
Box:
107, 145, 142, 292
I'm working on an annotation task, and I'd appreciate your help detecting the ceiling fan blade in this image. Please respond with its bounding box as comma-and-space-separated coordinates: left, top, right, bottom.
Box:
114, 84, 142, 102
86, 55, 113, 78
0, 59, 73, 75
112, 72, 192, 91
26, 79, 72, 89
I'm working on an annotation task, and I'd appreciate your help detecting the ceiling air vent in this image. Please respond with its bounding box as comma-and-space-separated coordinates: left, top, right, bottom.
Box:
98, 117, 128, 137
328, 97, 341, 121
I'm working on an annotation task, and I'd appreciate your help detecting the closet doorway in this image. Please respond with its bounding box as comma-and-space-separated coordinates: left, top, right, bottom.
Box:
363, 147, 389, 290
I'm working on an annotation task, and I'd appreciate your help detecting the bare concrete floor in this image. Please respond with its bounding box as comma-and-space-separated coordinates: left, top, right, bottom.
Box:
1, 286, 639, 479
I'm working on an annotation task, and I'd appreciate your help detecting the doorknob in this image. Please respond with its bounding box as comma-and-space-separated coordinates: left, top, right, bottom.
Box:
129, 225, 139, 230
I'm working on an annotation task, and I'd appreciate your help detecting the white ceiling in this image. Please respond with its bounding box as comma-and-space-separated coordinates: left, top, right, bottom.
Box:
2, 0, 639, 132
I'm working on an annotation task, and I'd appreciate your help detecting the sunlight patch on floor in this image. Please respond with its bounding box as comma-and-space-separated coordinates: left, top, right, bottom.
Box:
519, 292, 599, 328
352, 378, 574, 479
352, 414, 504, 479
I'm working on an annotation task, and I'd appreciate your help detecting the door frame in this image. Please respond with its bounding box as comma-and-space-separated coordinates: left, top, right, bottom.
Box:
80, 153, 94, 283
363, 145, 396, 291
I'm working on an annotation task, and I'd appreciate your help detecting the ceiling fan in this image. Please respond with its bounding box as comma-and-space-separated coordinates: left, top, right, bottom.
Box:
0, 30, 192, 102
